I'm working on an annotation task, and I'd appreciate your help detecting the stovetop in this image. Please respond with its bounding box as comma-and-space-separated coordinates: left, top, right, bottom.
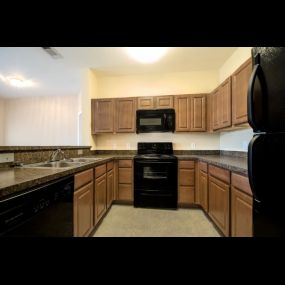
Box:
134, 154, 176, 159
135, 142, 176, 160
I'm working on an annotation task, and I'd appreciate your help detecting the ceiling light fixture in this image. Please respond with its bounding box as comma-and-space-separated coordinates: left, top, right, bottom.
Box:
124, 47, 169, 63
0, 74, 34, 88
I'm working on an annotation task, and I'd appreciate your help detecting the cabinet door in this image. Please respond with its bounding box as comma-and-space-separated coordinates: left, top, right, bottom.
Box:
232, 58, 252, 125
199, 170, 208, 212
137, 97, 154, 109
106, 169, 114, 209
74, 182, 94, 237
95, 174, 107, 225
212, 88, 220, 130
174, 95, 191, 132
178, 161, 195, 205
190, 94, 206, 131
220, 78, 232, 128
207, 94, 212, 132
208, 175, 230, 236
91, 99, 114, 134
231, 187, 253, 237
115, 98, 136, 133
156, 95, 174, 109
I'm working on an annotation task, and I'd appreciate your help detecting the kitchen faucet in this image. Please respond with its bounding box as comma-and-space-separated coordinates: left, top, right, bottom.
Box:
49, 149, 66, 162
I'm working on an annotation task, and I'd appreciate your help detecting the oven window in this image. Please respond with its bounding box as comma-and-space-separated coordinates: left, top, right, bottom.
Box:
143, 166, 167, 179
140, 118, 162, 126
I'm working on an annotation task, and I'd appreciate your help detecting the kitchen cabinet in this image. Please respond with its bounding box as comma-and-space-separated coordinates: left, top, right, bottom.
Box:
117, 159, 133, 202
74, 169, 94, 237
212, 88, 220, 130
190, 94, 206, 131
178, 160, 195, 205
219, 77, 232, 129
208, 165, 230, 236
207, 94, 213, 132
91, 99, 114, 134
94, 164, 107, 225
175, 95, 206, 132
232, 58, 252, 125
106, 161, 114, 209
137, 95, 173, 110
115, 98, 136, 133
231, 173, 253, 237
198, 161, 208, 212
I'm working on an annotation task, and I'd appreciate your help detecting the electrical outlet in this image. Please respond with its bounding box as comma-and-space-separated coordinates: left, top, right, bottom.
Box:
0, 153, 14, 163
190, 143, 196, 149
126, 143, 131, 150
77, 149, 83, 155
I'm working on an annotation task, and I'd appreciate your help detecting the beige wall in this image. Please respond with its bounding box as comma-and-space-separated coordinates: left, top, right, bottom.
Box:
80, 69, 98, 149
219, 47, 252, 83
96, 70, 219, 98
0, 99, 4, 145
219, 47, 253, 151
4, 95, 78, 146
95, 133, 220, 150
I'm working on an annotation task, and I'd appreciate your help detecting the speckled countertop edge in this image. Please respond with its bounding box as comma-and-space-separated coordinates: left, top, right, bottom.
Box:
0, 154, 247, 199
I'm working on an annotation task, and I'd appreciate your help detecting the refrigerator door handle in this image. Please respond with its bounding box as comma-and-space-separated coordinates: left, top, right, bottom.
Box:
248, 64, 262, 131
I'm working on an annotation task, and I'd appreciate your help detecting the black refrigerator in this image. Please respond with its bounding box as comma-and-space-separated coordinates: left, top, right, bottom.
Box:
248, 47, 285, 237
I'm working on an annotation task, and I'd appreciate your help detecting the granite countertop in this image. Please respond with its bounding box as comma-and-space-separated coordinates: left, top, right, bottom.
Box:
0, 155, 134, 199
175, 155, 247, 175
0, 154, 247, 199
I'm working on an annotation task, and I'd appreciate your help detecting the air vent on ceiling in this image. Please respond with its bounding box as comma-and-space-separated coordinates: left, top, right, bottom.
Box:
42, 47, 63, 59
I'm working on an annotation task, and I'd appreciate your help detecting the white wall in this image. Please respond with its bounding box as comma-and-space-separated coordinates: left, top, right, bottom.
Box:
220, 129, 253, 151
4, 95, 78, 146
96, 133, 220, 150
0, 99, 4, 145
219, 47, 253, 151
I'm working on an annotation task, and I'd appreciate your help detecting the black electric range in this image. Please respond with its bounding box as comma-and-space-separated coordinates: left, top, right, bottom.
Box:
134, 143, 178, 209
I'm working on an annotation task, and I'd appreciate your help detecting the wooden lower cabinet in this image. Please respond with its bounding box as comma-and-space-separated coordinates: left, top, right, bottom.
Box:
199, 169, 208, 212
178, 160, 195, 205
208, 174, 230, 236
117, 160, 133, 202
74, 169, 94, 237
231, 173, 253, 237
94, 173, 107, 225
106, 169, 114, 209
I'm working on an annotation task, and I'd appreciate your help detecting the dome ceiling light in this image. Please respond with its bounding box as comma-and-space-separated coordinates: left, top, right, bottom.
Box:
124, 47, 169, 63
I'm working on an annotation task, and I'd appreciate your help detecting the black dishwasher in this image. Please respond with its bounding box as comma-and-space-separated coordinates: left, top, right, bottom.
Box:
0, 175, 74, 237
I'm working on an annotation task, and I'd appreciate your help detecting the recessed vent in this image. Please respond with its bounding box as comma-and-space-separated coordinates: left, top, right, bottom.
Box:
42, 47, 63, 59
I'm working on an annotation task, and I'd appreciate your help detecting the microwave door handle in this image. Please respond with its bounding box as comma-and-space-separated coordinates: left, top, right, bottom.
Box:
163, 114, 167, 128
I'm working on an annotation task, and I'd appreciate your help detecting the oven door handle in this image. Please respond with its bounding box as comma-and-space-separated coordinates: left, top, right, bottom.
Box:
144, 175, 168, 179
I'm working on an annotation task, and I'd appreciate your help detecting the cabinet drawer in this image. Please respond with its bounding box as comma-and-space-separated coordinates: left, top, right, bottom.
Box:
209, 165, 230, 184
118, 160, 132, 168
107, 161, 114, 171
179, 186, 195, 204
95, 163, 106, 179
179, 160, 195, 169
75, 168, 93, 190
119, 168, 132, 184
231, 173, 252, 196
199, 161, 208, 173
118, 184, 133, 201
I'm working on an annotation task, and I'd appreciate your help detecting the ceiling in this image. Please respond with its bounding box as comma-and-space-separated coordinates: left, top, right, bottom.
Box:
0, 47, 237, 98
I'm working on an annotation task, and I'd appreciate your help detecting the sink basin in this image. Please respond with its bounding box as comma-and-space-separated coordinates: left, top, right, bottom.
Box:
23, 161, 82, 168
68, 157, 103, 162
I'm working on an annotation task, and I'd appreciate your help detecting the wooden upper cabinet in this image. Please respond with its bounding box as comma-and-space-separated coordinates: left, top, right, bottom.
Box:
190, 94, 206, 131
212, 88, 220, 130
156, 95, 173, 109
207, 94, 213, 132
174, 95, 191, 132
232, 58, 252, 125
115, 98, 136, 133
91, 99, 114, 134
137, 97, 154, 109
220, 77, 232, 128
137, 95, 173, 109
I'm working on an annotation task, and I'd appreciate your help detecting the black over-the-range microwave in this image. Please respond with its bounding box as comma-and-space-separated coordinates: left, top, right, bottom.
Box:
136, 109, 175, 133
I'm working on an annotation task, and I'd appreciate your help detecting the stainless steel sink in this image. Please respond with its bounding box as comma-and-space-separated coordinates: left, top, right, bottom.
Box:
68, 157, 103, 162
22, 161, 83, 168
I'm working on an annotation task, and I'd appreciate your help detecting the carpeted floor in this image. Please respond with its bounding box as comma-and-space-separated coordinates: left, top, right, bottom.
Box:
93, 205, 220, 237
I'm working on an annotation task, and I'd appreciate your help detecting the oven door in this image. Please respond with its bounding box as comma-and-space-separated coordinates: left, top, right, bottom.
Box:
134, 160, 177, 192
